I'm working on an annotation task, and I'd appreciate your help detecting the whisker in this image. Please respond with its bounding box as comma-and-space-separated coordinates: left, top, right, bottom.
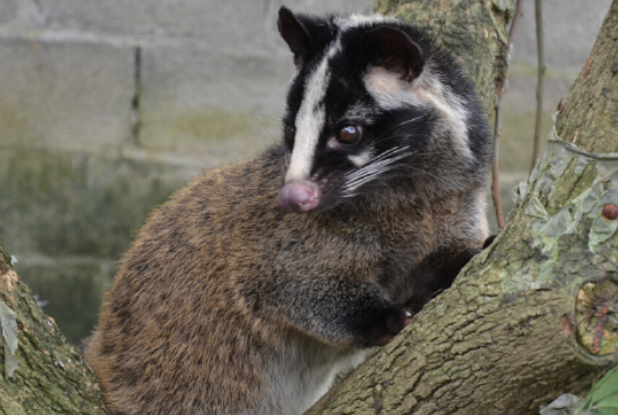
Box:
396, 116, 425, 127
369, 114, 429, 141
343, 147, 414, 193
344, 148, 410, 180
345, 148, 411, 180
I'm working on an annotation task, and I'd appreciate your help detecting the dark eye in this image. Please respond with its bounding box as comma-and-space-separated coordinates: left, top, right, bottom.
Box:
338, 125, 361, 144
284, 126, 296, 144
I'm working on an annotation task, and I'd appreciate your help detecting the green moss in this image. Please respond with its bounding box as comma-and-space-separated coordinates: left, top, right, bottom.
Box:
0, 148, 187, 258
0, 266, 106, 413
142, 106, 278, 155
173, 107, 259, 142
16, 259, 114, 343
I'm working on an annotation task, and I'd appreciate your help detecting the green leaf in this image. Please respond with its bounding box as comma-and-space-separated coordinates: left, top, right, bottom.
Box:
526, 196, 550, 221
589, 215, 618, 253
490, 0, 507, 10
542, 208, 574, 238
490, 0, 516, 17
596, 393, 618, 409
578, 367, 618, 415
592, 369, 618, 402
0, 301, 19, 378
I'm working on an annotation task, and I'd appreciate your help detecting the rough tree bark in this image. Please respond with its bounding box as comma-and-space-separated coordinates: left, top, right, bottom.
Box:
0, 242, 106, 414
304, 1, 618, 414
0, 1, 616, 414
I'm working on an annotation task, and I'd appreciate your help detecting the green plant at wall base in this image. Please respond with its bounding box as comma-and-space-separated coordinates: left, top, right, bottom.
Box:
578, 366, 618, 415
0, 148, 186, 258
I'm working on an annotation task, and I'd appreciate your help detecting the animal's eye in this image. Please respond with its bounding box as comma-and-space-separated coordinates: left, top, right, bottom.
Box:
284, 126, 296, 144
338, 125, 361, 144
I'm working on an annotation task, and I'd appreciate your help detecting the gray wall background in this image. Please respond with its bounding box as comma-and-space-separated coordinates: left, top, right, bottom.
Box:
0, 0, 612, 341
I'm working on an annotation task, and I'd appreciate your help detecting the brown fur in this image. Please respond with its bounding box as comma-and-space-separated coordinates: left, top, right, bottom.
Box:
84, 144, 487, 415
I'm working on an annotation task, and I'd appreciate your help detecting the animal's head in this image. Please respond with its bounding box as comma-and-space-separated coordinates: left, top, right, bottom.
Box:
276, 7, 491, 214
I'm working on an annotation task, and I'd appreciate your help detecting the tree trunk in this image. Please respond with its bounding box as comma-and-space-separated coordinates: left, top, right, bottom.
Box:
304, 1, 618, 414
1, 1, 617, 414
0, 242, 106, 414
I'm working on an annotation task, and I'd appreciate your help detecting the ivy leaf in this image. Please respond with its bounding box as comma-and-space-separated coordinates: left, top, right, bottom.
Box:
491, 0, 516, 13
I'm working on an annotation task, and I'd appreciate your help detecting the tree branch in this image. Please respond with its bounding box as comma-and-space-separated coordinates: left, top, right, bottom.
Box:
0, 243, 106, 414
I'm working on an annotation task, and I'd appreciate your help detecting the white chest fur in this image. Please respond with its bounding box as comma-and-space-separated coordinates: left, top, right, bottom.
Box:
258, 340, 371, 415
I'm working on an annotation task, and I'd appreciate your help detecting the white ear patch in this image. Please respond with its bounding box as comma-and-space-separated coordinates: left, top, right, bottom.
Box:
364, 66, 423, 110
363, 65, 472, 160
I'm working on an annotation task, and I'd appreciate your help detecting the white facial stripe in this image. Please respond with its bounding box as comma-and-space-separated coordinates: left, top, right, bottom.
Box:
363, 65, 473, 159
286, 40, 342, 183
285, 62, 328, 182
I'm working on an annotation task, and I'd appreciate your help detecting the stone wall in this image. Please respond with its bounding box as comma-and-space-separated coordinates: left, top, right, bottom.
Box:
0, 0, 611, 341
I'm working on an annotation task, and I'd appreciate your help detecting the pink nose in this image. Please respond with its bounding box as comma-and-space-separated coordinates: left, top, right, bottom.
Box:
277, 182, 321, 213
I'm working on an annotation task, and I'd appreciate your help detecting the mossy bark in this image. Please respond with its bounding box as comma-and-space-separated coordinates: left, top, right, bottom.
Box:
0, 242, 106, 414
304, 1, 618, 414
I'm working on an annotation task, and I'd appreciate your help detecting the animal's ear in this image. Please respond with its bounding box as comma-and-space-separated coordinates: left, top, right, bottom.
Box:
278, 7, 311, 68
361, 27, 424, 82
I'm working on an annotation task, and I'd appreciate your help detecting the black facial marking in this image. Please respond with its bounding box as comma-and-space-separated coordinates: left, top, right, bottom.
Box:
361, 26, 424, 82
284, 125, 296, 146
278, 9, 492, 211
278, 7, 338, 70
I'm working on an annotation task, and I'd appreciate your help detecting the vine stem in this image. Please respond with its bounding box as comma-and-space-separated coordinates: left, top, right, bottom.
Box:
531, 0, 545, 172
492, 0, 524, 229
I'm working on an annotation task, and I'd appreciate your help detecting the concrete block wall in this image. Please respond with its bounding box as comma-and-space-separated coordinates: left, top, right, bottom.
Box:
0, 39, 135, 152
0, 0, 611, 342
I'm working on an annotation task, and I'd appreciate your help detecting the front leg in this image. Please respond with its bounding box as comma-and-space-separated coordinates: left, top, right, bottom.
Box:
405, 241, 489, 315
251, 275, 412, 348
